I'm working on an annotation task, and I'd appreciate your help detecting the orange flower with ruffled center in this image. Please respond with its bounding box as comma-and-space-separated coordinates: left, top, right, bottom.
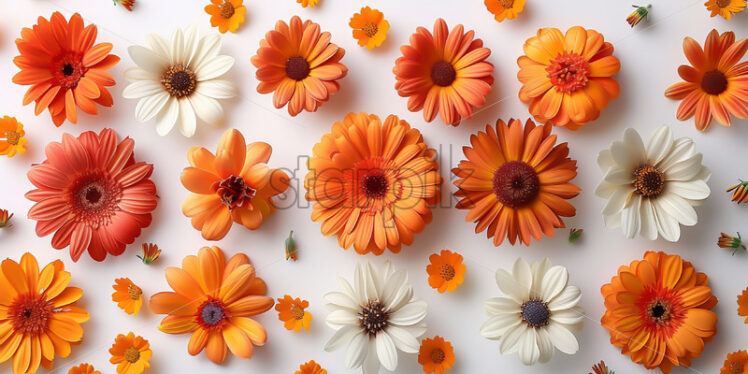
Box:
148, 246, 274, 364
112, 278, 144, 316
205, 0, 246, 34
738, 286, 748, 323
296, 360, 326, 374
394, 18, 494, 126
722, 350, 748, 374
0, 253, 89, 374
427, 250, 466, 293
276, 295, 312, 332
251, 16, 347, 116
68, 363, 100, 374
13, 12, 118, 126
601, 251, 718, 373
517, 26, 620, 130
665, 29, 747, 131
305, 112, 442, 255
181, 129, 290, 240
453, 118, 579, 246
418, 336, 455, 374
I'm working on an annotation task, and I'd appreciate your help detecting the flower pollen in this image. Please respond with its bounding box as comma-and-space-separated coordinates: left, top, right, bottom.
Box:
430, 348, 446, 364
431, 61, 456, 87
363, 23, 378, 38
547, 51, 590, 93
291, 305, 305, 320
161, 65, 197, 98
123, 347, 140, 363
521, 299, 550, 328
219, 1, 235, 18
9, 295, 54, 335
701, 70, 728, 95
359, 299, 389, 336
361, 171, 389, 199
128, 284, 142, 300
492, 161, 540, 208
633, 165, 665, 198
5, 130, 20, 145
440, 264, 455, 281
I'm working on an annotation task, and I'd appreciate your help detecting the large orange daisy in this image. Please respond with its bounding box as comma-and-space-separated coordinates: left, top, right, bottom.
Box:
304, 112, 442, 255
148, 246, 274, 364
251, 16, 348, 116
601, 251, 718, 373
517, 26, 620, 130
13, 12, 118, 126
394, 18, 494, 126
453, 118, 579, 246
0, 253, 89, 374
665, 29, 747, 131
181, 129, 290, 240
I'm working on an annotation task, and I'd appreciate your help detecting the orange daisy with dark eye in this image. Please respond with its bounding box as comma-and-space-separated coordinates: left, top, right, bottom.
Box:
394, 18, 494, 126
453, 118, 580, 246
601, 251, 718, 373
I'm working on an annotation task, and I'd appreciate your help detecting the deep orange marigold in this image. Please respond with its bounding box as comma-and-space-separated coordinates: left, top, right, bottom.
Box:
722, 350, 748, 374
68, 363, 101, 374
739, 286, 748, 323
453, 118, 579, 246
418, 336, 455, 374
112, 278, 144, 316
252, 16, 347, 116
276, 295, 312, 332
13, 12, 118, 126
601, 251, 718, 373
394, 18, 494, 126
305, 112, 442, 255
427, 250, 466, 293
517, 26, 620, 130
148, 246, 274, 364
181, 129, 290, 240
296, 360, 326, 374
665, 29, 747, 131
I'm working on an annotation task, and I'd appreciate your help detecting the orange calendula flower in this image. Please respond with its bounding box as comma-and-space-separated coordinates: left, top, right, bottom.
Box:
0, 208, 13, 228
109, 332, 151, 374
484, 0, 526, 22
721, 350, 748, 374
727, 180, 748, 203
68, 363, 101, 374
0, 252, 89, 374
297, 0, 319, 7
114, 0, 134, 11
589, 361, 613, 374
181, 129, 290, 240
739, 287, 748, 323
453, 118, 580, 246
148, 246, 274, 364
305, 112, 442, 255
517, 27, 621, 130
13, 12, 118, 126
665, 30, 748, 131
112, 278, 144, 316
275, 295, 312, 331
137, 243, 161, 264
251, 16, 347, 116
427, 250, 466, 293
705, 0, 746, 19
296, 360, 326, 374
418, 336, 455, 374
601, 251, 718, 373
349, 7, 389, 49
0, 116, 27, 157
394, 18, 494, 126
205, 0, 246, 34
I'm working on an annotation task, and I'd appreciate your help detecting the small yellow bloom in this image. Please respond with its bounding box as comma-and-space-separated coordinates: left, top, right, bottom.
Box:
349, 7, 389, 49
205, 0, 246, 34
705, 0, 746, 20
297, 0, 319, 8
0, 116, 27, 157
276, 295, 313, 331
484, 0, 526, 22
112, 278, 144, 316
109, 332, 152, 374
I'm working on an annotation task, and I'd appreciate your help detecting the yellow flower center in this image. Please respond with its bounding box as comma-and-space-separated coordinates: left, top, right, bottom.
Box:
632, 165, 665, 198
161, 65, 197, 98
124, 347, 141, 363
362, 22, 378, 38
9, 295, 53, 335
220, 1, 235, 18
430, 348, 445, 364
499, 0, 515, 8
291, 305, 305, 320
128, 284, 143, 300
440, 264, 455, 281
5, 130, 20, 145
716, 0, 732, 8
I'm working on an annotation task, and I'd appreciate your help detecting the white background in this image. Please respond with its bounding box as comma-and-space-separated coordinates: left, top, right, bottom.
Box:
0, 0, 746, 373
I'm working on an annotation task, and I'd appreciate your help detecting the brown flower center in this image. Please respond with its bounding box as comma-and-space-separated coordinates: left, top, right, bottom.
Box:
716, 0, 732, 7
633, 165, 665, 198
9, 295, 54, 335
71, 174, 122, 227
430, 348, 446, 364
729, 361, 745, 374
431, 61, 457, 87
359, 299, 389, 336
54, 54, 87, 90
128, 284, 143, 300
291, 305, 305, 320
701, 69, 728, 95
124, 347, 141, 363
440, 264, 456, 281
161, 65, 197, 98
492, 161, 540, 209
220, 1, 235, 18
547, 51, 590, 93
363, 22, 378, 38
521, 299, 550, 328
5, 130, 20, 145
647, 300, 672, 325
197, 299, 228, 328
286, 56, 311, 81
499, 0, 515, 8
361, 171, 389, 199
213, 175, 256, 210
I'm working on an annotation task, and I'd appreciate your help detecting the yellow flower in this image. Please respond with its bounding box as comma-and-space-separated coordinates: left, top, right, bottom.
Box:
0, 116, 27, 157
109, 332, 152, 374
112, 278, 144, 316
275, 295, 313, 331
349, 7, 389, 49
484, 0, 526, 22
705, 0, 746, 20
205, 0, 246, 34
297, 0, 319, 7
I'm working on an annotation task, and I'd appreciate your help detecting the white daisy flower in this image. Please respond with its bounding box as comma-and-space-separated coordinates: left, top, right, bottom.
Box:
480, 257, 583, 366
123, 24, 237, 137
595, 125, 710, 241
324, 261, 427, 374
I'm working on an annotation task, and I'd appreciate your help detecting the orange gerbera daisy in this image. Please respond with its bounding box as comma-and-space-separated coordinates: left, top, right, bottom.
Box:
427, 250, 466, 293
205, 0, 246, 34
251, 16, 347, 116
275, 295, 312, 332
394, 18, 494, 126
68, 363, 101, 374
112, 278, 144, 316
26, 129, 157, 262
305, 112, 442, 255
722, 350, 748, 374
13, 12, 118, 126
148, 246, 274, 364
705, 0, 746, 20
181, 129, 290, 240
517, 26, 621, 130
453, 118, 580, 246
0, 253, 89, 374
0, 116, 27, 157
664, 29, 748, 131
350, 7, 389, 49
484, 0, 526, 22
418, 336, 455, 374
739, 287, 748, 323
601, 251, 718, 373
109, 332, 151, 374
296, 360, 327, 374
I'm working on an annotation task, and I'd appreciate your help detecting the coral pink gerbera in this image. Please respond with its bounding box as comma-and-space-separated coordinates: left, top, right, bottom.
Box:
26, 129, 157, 262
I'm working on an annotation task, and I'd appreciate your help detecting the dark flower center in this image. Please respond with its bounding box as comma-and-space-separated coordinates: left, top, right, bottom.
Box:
197, 299, 227, 327
521, 299, 550, 328
220, 1, 235, 18
647, 300, 672, 325
62, 63, 75, 76
291, 306, 305, 320
71, 174, 121, 227
492, 161, 540, 208
9, 295, 53, 335
440, 264, 455, 281
363, 22, 378, 38
5, 130, 20, 145
701, 69, 728, 95
716, 0, 732, 7
359, 299, 389, 336
633, 165, 665, 198
361, 171, 389, 199
213, 175, 257, 210
499, 0, 515, 7
54, 54, 87, 89
431, 61, 457, 87
286, 56, 311, 81
161, 65, 197, 98
124, 347, 141, 363
547, 51, 590, 93
430, 348, 446, 364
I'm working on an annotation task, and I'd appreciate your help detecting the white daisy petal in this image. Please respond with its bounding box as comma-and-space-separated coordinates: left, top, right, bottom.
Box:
134, 92, 169, 123
656, 194, 697, 226
124, 67, 158, 82
386, 325, 420, 353
337, 275, 359, 306
485, 297, 520, 315
155, 97, 179, 136
326, 309, 359, 328
499, 324, 526, 354
480, 314, 521, 339
512, 258, 532, 299
604, 168, 634, 185
664, 152, 703, 181
547, 285, 580, 312
387, 283, 413, 313
518, 328, 540, 365
182, 24, 200, 66
362, 339, 380, 374
540, 265, 568, 302
622, 128, 646, 164
549, 308, 585, 325
546, 323, 579, 355
128, 45, 167, 73
667, 180, 710, 200
381, 269, 407, 308
196, 55, 235, 81
530, 258, 551, 298
123, 80, 163, 99
398, 323, 427, 339
196, 79, 237, 99
495, 269, 526, 304
646, 125, 674, 166
192, 34, 222, 73
610, 140, 637, 169
177, 99, 197, 137
620, 194, 642, 239
324, 325, 359, 351
365, 261, 382, 300
597, 149, 615, 171
146, 33, 171, 61
324, 291, 359, 312
376, 331, 398, 371
659, 137, 695, 170
654, 206, 680, 242
389, 300, 427, 326
170, 27, 184, 65
639, 198, 658, 240
188, 92, 224, 126
344, 331, 368, 369
537, 328, 554, 363
602, 186, 633, 216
